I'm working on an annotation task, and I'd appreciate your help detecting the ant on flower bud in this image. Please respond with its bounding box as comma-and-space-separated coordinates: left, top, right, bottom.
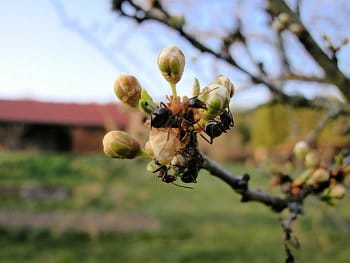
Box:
201, 109, 234, 144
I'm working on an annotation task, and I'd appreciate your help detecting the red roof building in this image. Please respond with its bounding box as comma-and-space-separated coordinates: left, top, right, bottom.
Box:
0, 99, 130, 152
0, 99, 129, 128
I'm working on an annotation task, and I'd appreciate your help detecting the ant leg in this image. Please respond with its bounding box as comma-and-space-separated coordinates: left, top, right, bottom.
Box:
227, 107, 234, 127
200, 133, 213, 144
160, 102, 168, 108
152, 165, 165, 173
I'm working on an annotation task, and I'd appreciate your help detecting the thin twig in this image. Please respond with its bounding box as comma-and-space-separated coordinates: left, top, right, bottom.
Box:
305, 106, 343, 144
268, 0, 350, 102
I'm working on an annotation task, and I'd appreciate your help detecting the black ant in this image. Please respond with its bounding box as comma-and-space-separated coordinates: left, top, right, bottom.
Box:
200, 109, 234, 144
152, 163, 177, 183
150, 97, 207, 135
152, 163, 194, 188
151, 102, 174, 128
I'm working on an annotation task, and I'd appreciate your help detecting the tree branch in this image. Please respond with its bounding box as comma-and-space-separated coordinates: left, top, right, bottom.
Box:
305, 106, 344, 144
112, 0, 294, 102
200, 154, 288, 212
268, 0, 350, 102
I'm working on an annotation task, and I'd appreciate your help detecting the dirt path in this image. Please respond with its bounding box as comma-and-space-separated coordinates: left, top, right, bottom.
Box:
0, 210, 160, 233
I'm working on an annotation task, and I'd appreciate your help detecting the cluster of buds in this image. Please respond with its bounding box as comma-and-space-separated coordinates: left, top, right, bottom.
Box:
271, 12, 304, 35
271, 140, 350, 202
103, 46, 235, 185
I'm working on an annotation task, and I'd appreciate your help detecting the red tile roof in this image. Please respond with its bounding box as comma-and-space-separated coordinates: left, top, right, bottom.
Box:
0, 99, 129, 128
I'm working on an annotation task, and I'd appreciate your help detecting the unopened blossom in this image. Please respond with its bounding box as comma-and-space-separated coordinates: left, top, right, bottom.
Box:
157, 46, 185, 85
307, 168, 329, 185
293, 141, 310, 160
330, 184, 346, 199
114, 74, 142, 107
212, 75, 234, 98
199, 83, 230, 121
305, 151, 320, 168
103, 131, 141, 159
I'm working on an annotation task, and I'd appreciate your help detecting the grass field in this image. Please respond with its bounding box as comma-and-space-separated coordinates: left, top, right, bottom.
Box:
0, 152, 349, 262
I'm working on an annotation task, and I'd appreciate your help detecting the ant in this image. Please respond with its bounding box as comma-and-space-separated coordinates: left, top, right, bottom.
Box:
150, 96, 207, 141
200, 109, 234, 144
152, 163, 177, 183
152, 162, 194, 188
150, 87, 221, 131
151, 102, 174, 128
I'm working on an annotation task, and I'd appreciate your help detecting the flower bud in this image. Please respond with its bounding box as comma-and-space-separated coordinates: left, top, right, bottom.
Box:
293, 169, 313, 187
103, 131, 141, 159
199, 83, 230, 120
278, 13, 291, 26
139, 89, 156, 115
289, 23, 304, 36
146, 128, 182, 165
146, 160, 158, 172
157, 46, 185, 84
212, 75, 234, 98
192, 78, 200, 97
293, 141, 310, 160
305, 151, 320, 168
330, 184, 346, 199
114, 74, 142, 107
344, 174, 350, 186
307, 168, 329, 185
272, 19, 284, 32
167, 15, 185, 28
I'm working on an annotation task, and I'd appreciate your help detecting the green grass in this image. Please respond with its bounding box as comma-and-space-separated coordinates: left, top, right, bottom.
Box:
0, 152, 349, 262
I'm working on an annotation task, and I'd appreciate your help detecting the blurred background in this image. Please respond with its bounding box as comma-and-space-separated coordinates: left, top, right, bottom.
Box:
0, 0, 349, 262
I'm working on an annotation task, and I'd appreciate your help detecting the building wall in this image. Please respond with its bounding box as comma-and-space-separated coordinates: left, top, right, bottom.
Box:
70, 127, 105, 153
0, 122, 107, 153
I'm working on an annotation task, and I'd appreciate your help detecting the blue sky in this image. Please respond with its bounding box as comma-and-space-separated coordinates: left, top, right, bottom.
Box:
0, 0, 348, 108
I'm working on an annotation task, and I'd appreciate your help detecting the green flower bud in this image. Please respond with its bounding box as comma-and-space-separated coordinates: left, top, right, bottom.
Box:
212, 75, 234, 98
103, 131, 141, 159
167, 15, 185, 28
114, 74, 142, 107
157, 46, 185, 85
146, 160, 158, 172
305, 151, 320, 168
192, 78, 200, 97
307, 168, 329, 185
199, 83, 230, 120
293, 169, 313, 187
139, 89, 156, 115
330, 184, 346, 199
293, 141, 310, 160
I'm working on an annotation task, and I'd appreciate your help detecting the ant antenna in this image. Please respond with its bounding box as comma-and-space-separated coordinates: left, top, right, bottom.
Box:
171, 182, 194, 189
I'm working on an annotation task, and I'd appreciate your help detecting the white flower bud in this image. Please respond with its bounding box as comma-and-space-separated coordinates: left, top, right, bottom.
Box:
330, 184, 346, 199
157, 46, 185, 85
199, 83, 230, 121
114, 74, 142, 107
278, 13, 291, 25
293, 141, 310, 160
212, 75, 234, 98
305, 151, 320, 168
307, 168, 329, 185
